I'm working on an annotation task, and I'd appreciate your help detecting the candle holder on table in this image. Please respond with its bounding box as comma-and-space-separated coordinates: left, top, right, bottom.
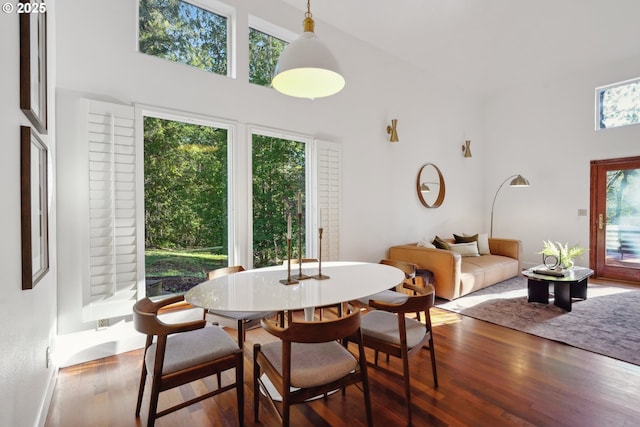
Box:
312, 227, 330, 280
292, 212, 311, 280
280, 237, 299, 285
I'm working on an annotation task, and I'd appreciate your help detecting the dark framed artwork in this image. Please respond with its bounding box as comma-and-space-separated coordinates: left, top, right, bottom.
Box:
19, 1, 48, 134
21, 126, 50, 290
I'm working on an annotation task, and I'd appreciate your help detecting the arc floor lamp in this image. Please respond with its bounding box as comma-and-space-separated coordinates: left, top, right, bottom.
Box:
490, 174, 530, 237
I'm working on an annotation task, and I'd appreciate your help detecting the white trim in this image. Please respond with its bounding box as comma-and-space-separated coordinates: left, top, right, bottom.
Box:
246, 125, 313, 268
248, 14, 298, 44
135, 104, 239, 275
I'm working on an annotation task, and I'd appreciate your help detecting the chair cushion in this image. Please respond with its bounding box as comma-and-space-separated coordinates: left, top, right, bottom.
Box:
357, 289, 409, 306
361, 310, 428, 349
146, 325, 239, 375
208, 309, 275, 321
260, 341, 357, 388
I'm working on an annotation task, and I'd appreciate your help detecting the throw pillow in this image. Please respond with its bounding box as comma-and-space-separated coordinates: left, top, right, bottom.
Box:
464, 232, 490, 255
449, 242, 480, 257
454, 233, 477, 244
432, 236, 451, 250
417, 238, 436, 249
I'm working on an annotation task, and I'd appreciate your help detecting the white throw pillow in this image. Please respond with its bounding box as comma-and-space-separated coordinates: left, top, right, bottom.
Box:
464, 232, 490, 255
417, 237, 436, 248
449, 242, 480, 257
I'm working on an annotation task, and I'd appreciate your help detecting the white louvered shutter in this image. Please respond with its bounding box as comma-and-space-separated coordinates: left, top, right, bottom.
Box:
315, 140, 342, 261
85, 100, 138, 321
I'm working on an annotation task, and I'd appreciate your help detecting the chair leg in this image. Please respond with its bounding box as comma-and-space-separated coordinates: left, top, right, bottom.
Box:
147, 377, 161, 427
135, 362, 147, 417
429, 336, 438, 387
253, 344, 261, 423
236, 352, 244, 426
401, 353, 413, 426
237, 319, 245, 349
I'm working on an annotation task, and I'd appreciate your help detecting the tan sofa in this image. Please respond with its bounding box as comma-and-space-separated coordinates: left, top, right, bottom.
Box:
388, 238, 522, 300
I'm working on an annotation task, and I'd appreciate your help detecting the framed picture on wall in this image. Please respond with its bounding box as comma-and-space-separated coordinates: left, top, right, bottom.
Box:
21, 126, 50, 290
19, 0, 48, 135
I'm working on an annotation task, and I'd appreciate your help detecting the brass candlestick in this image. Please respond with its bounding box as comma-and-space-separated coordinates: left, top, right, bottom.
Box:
280, 238, 299, 285
292, 212, 311, 280
312, 227, 329, 280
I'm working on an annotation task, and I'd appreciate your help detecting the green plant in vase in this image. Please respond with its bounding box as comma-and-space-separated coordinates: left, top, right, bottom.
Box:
538, 240, 588, 269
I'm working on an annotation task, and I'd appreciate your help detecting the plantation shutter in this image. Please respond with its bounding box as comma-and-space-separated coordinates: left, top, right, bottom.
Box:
315, 140, 342, 261
84, 99, 138, 321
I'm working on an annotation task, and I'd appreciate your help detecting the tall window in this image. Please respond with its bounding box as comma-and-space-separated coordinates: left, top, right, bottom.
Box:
252, 133, 306, 268
597, 78, 640, 129
143, 115, 229, 297
249, 27, 288, 86
139, 0, 229, 75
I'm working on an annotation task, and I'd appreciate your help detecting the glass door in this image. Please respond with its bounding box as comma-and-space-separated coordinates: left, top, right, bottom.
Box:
590, 156, 640, 282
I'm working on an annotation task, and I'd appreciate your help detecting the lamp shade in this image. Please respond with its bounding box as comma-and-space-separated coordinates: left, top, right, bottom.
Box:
509, 175, 530, 187
272, 31, 345, 99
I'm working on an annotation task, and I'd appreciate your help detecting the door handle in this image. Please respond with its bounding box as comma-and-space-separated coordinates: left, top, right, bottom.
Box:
598, 214, 604, 230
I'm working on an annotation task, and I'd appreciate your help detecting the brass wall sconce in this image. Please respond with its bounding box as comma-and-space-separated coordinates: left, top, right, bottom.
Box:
462, 140, 472, 157
386, 119, 399, 142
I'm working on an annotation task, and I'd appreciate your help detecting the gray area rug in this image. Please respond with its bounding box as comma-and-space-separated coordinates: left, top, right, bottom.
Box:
436, 276, 640, 366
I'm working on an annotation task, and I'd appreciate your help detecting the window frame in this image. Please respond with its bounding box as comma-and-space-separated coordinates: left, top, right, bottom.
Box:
136, 0, 237, 78
595, 76, 640, 130
247, 15, 297, 87
247, 125, 312, 269
135, 104, 238, 298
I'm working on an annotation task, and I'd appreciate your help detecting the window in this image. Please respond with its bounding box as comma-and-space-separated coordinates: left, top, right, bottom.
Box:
596, 77, 640, 129
252, 132, 307, 268
139, 0, 229, 75
143, 114, 230, 297
249, 27, 288, 86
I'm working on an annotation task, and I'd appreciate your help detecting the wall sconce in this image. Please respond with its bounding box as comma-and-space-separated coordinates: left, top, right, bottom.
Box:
386, 119, 399, 142
462, 140, 472, 157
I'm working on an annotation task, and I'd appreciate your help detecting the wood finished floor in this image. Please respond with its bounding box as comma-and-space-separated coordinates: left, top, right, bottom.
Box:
45, 308, 640, 427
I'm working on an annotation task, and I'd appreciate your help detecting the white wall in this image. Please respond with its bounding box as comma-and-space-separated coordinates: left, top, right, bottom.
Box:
55, 0, 486, 346
0, 4, 58, 427
485, 55, 640, 268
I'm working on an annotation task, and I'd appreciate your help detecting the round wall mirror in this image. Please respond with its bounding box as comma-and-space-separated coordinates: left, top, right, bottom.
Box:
416, 163, 445, 208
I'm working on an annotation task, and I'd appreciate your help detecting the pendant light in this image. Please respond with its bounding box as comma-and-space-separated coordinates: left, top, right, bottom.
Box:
272, 0, 345, 99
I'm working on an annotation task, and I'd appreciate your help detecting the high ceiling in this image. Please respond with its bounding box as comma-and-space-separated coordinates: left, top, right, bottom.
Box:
280, 0, 640, 97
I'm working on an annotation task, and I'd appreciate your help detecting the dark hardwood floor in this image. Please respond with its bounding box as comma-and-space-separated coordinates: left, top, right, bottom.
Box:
45, 308, 640, 427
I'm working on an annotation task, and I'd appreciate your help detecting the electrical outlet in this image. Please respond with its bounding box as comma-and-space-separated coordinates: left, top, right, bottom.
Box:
46, 346, 51, 369
97, 318, 109, 330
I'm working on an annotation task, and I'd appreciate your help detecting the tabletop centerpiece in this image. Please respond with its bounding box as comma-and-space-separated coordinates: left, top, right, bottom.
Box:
538, 240, 588, 270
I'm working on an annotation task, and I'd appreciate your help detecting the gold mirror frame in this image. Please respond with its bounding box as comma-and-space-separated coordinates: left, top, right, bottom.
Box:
416, 163, 445, 208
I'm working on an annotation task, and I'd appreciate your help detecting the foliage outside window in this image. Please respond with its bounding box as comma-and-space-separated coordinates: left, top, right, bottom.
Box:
249, 27, 288, 86
139, 0, 228, 75
144, 116, 228, 297
253, 134, 306, 268
597, 78, 640, 129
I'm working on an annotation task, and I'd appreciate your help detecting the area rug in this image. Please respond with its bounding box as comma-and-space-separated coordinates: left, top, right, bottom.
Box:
436, 276, 640, 366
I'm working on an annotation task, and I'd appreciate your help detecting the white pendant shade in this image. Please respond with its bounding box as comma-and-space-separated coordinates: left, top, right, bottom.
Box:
272, 32, 345, 99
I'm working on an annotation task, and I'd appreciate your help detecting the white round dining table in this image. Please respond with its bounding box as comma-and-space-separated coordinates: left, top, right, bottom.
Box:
185, 261, 404, 320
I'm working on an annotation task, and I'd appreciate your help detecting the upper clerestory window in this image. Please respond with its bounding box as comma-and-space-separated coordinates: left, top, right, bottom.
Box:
139, 0, 229, 76
249, 27, 288, 87
596, 78, 640, 130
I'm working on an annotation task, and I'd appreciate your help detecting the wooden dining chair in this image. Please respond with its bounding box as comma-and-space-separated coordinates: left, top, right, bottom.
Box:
133, 294, 244, 427
253, 311, 373, 427
354, 259, 421, 312
360, 283, 438, 426
204, 265, 278, 348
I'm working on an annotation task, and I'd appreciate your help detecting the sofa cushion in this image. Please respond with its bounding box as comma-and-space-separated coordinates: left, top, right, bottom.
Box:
432, 236, 451, 250
463, 232, 491, 255
449, 242, 480, 257
454, 233, 477, 243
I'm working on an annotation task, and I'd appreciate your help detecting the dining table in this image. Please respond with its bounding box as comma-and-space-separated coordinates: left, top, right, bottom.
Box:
185, 261, 405, 321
